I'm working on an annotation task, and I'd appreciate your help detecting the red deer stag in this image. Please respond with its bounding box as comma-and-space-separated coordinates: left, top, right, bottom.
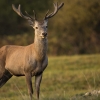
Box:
0, 2, 64, 100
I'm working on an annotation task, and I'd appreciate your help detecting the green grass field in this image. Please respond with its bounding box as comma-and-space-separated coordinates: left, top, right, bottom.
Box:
0, 54, 100, 100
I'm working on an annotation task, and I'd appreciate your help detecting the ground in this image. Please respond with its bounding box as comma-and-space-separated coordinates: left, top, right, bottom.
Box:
0, 54, 100, 100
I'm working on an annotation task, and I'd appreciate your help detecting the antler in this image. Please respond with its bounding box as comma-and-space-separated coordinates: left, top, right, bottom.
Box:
44, 2, 64, 20
12, 4, 36, 20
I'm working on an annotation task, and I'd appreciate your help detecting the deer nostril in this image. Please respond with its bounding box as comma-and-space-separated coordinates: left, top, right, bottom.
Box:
42, 33, 47, 36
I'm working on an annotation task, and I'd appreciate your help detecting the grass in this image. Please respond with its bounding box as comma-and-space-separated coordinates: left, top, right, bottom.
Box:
0, 54, 100, 100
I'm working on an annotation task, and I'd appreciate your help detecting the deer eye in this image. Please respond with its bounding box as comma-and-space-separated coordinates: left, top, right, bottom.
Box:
46, 26, 48, 28
35, 27, 38, 29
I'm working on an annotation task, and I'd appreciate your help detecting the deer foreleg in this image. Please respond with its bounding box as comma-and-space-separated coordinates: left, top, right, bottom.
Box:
35, 74, 42, 100
0, 70, 12, 88
25, 73, 33, 100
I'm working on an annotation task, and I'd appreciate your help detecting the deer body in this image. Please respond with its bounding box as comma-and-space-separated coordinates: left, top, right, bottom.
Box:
0, 3, 64, 100
1, 44, 47, 76
2, 21, 48, 77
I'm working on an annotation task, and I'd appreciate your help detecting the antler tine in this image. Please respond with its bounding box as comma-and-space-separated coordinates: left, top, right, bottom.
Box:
25, 11, 34, 21
12, 4, 32, 20
44, 2, 64, 20
58, 2, 64, 10
45, 10, 49, 17
44, 3, 57, 19
33, 10, 37, 20
49, 2, 58, 17
51, 2, 64, 16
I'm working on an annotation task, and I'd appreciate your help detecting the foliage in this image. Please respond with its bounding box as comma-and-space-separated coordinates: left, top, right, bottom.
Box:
0, 0, 100, 55
0, 54, 100, 100
49, 0, 100, 55
0, 0, 52, 35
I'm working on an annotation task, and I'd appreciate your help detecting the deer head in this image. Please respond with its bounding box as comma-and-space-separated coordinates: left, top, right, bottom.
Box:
12, 2, 64, 39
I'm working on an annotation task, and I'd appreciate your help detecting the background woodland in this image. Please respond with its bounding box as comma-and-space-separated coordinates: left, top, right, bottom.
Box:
0, 0, 100, 55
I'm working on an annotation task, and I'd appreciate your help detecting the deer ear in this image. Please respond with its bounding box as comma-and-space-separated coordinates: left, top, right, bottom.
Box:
28, 20, 34, 27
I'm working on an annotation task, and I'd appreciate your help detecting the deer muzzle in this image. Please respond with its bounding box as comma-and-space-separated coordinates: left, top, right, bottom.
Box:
40, 32, 47, 38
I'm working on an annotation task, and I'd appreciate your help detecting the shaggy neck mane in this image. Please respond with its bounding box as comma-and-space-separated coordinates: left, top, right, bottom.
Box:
34, 37, 48, 61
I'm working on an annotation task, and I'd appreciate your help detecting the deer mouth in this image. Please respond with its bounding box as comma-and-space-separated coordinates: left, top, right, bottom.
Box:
40, 33, 47, 38
40, 35, 47, 39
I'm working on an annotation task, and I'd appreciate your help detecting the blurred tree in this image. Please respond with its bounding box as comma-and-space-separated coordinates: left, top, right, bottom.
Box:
48, 0, 100, 55
0, 0, 100, 55
0, 0, 52, 35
